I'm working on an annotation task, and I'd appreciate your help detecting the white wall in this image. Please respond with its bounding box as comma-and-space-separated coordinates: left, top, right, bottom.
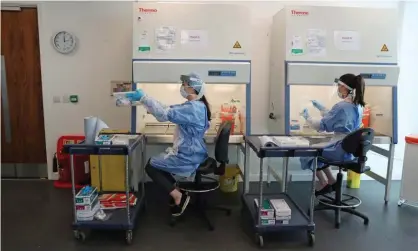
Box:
34, 1, 402, 180
397, 1, 418, 156
37, 2, 133, 179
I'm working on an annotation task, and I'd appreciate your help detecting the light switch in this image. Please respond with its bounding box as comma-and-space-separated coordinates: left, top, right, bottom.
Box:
53, 96, 61, 103
62, 95, 70, 103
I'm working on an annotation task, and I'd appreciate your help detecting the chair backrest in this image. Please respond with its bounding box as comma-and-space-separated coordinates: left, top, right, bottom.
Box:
214, 121, 231, 164
341, 128, 375, 166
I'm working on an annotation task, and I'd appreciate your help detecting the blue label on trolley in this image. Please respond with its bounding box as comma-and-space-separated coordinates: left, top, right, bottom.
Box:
359, 73, 387, 80
208, 70, 237, 77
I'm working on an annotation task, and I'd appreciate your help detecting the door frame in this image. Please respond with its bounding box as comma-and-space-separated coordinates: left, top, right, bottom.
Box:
1, 3, 48, 179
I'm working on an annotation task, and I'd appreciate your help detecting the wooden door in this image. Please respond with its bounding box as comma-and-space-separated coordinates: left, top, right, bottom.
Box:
1, 8, 47, 178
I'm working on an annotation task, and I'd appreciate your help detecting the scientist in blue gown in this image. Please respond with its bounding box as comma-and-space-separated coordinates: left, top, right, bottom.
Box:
300, 74, 366, 195
125, 73, 211, 217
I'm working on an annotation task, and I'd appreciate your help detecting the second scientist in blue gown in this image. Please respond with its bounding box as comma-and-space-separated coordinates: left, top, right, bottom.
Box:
125, 73, 211, 217
300, 74, 366, 195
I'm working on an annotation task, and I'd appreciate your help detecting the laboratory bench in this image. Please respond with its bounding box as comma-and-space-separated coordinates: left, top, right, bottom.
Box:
143, 131, 395, 204
145, 134, 244, 144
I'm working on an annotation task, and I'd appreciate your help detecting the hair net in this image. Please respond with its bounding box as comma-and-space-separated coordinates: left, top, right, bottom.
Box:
180, 73, 206, 100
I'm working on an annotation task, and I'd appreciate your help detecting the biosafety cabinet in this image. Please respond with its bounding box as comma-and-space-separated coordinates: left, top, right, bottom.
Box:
131, 2, 252, 135
268, 6, 400, 143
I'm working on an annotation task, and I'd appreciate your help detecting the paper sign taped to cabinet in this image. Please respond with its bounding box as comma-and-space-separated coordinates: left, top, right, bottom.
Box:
334, 30, 361, 51
180, 30, 208, 48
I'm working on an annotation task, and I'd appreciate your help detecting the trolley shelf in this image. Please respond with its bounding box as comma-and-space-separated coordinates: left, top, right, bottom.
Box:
66, 134, 146, 244
242, 193, 314, 233
73, 198, 144, 230
62, 136, 142, 155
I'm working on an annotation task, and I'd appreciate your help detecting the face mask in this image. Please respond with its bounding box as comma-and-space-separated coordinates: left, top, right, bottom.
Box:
180, 86, 189, 99
337, 90, 344, 99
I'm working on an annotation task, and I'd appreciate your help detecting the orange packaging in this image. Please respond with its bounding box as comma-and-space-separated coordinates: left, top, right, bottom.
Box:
98, 193, 137, 209
362, 106, 371, 128
220, 113, 235, 134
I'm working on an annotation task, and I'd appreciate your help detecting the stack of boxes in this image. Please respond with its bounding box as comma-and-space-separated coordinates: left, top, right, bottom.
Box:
254, 198, 292, 226
270, 199, 292, 224
75, 186, 100, 221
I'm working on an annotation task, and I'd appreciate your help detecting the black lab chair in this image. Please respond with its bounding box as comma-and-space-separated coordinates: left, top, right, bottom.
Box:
170, 121, 233, 230
315, 128, 374, 228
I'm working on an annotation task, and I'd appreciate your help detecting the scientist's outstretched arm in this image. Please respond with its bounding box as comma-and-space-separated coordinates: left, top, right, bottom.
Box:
301, 105, 345, 132
125, 90, 169, 122
311, 100, 329, 117
126, 89, 201, 124
301, 108, 321, 131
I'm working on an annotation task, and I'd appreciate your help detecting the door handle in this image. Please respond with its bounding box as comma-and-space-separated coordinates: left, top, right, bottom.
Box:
269, 102, 277, 120
1, 55, 12, 143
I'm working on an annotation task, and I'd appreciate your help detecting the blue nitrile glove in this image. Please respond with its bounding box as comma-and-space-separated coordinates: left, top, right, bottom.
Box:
81, 186, 91, 196
300, 108, 311, 121
311, 100, 327, 112
125, 89, 145, 101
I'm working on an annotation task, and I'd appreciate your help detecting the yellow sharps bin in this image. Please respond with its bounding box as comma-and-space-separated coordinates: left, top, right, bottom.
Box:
346, 170, 361, 189
90, 129, 132, 192
219, 164, 241, 193
90, 155, 127, 191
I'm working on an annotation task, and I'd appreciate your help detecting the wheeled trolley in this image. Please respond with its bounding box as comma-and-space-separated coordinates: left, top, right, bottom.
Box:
241, 135, 327, 248
63, 135, 146, 244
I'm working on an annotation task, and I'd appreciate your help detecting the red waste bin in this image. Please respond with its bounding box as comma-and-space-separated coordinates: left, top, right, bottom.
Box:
56, 135, 90, 185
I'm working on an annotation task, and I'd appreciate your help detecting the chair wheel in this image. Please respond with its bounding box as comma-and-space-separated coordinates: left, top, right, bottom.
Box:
255, 233, 264, 248
125, 230, 133, 245
364, 218, 369, 225
73, 230, 86, 242
169, 217, 177, 227
335, 223, 340, 229
240, 206, 245, 216
307, 231, 315, 247
226, 209, 232, 216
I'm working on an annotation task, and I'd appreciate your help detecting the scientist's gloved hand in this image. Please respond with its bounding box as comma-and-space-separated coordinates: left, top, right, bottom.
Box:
311, 100, 327, 111
125, 89, 145, 101
300, 108, 311, 121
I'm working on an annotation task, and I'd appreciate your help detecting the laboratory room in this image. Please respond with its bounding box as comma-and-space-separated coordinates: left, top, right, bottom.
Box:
1, 0, 418, 250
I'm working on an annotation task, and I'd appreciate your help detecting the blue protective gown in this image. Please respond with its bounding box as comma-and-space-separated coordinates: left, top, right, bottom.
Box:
140, 95, 210, 177
300, 100, 363, 171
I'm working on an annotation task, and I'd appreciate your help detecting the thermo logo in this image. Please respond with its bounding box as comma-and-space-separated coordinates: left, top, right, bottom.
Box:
138, 7, 158, 13
291, 10, 309, 16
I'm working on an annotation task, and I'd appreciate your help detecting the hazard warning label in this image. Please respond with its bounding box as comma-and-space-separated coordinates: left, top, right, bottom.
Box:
233, 41, 242, 49
381, 44, 389, 52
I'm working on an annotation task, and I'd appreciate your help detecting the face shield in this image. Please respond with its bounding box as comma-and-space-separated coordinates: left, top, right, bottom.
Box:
180, 74, 206, 100
333, 78, 355, 100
